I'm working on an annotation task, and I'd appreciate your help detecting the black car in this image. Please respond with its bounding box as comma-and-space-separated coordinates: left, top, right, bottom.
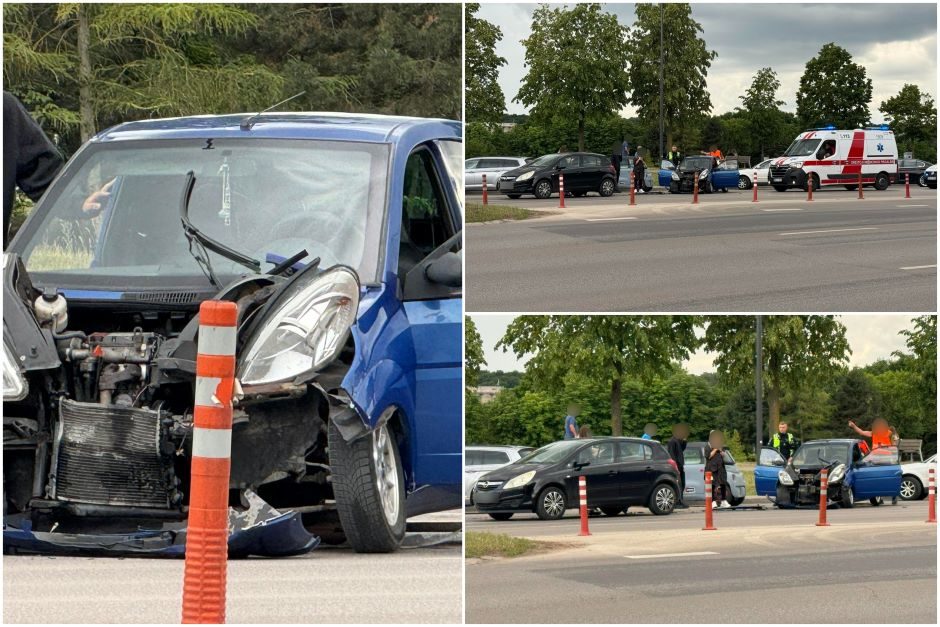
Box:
498, 152, 617, 200
473, 437, 680, 520
898, 159, 932, 186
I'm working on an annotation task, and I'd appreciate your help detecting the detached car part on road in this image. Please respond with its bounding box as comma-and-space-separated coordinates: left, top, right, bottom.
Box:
3, 112, 463, 556
473, 438, 680, 520
498, 152, 617, 199
755, 440, 901, 508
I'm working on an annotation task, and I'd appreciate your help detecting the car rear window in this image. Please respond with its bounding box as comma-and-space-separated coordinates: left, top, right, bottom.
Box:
480, 450, 510, 464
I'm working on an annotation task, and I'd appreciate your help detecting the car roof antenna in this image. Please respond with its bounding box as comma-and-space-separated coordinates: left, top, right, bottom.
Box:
240, 91, 307, 131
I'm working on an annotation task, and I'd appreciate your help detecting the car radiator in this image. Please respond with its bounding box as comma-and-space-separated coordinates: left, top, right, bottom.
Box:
51, 399, 173, 508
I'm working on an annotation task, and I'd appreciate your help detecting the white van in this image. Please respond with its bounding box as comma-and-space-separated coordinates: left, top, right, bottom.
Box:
768, 127, 898, 192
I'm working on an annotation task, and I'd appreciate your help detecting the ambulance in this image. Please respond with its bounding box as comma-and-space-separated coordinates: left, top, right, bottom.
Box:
768, 126, 898, 192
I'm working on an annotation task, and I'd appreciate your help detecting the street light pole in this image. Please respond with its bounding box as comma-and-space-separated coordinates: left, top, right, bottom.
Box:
755, 315, 763, 458
658, 3, 664, 161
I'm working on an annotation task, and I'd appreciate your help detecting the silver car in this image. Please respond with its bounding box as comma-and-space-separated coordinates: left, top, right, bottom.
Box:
617, 155, 654, 190
465, 445, 535, 503
682, 442, 747, 506
465, 156, 529, 191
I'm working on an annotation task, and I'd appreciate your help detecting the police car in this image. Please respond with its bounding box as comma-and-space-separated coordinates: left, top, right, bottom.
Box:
768, 127, 898, 192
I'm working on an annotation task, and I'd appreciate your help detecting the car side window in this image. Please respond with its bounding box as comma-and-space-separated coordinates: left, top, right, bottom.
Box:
558, 155, 580, 169
466, 158, 480, 170
466, 451, 482, 466
618, 441, 646, 462
482, 451, 510, 464
399, 147, 455, 278
684, 448, 705, 465
759, 447, 785, 466
576, 442, 615, 466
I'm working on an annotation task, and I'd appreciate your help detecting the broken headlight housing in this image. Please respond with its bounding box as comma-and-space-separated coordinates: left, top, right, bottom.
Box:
778, 470, 794, 486
2, 337, 28, 401
828, 463, 846, 484
238, 266, 360, 386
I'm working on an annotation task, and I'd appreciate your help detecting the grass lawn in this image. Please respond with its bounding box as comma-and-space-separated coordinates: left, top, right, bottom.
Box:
738, 461, 757, 495
465, 531, 542, 559
466, 202, 549, 223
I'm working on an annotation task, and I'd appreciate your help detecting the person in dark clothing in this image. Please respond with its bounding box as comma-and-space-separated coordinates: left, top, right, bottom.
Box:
667, 423, 690, 508
667, 145, 682, 167
610, 138, 623, 190
3, 92, 64, 248
704, 430, 731, 509
633, 151, 647, 194
770, 422, 799, 463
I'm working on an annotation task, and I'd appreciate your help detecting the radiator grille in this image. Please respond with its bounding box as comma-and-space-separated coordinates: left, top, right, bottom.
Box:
52, 399, 171, 508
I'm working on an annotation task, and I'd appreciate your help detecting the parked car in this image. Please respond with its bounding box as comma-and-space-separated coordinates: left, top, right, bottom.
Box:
756, 440, 901, 508
900, 454, 937, 501
3, 112, 463, 556
658, 156, 739, 193
617, 155, 654, 191
922, 164, 937, 189
473, 437, 680, 520
498, 152, 617, 199
738, 159, 773, 190
897, 158, 932, 186
682, 442, 747, 506
465, 156, 529, 191
465, 445, 535, 504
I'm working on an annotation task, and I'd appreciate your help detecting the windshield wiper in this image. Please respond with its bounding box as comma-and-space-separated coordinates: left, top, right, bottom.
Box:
179, 171, 262, 282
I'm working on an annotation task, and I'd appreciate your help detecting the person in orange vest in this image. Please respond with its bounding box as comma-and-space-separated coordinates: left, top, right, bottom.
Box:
705, 145, 724, 160
848, 417, 893, 449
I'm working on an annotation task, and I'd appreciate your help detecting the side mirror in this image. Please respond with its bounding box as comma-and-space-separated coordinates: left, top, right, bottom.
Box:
660, 160, 675, 170
425, 251, 461, 288
772, 458, 785, 467
573, 460, 591, 470
555, 164, 565, 170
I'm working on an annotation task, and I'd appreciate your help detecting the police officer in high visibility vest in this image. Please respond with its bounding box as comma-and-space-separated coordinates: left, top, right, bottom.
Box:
770, 422, 799, 463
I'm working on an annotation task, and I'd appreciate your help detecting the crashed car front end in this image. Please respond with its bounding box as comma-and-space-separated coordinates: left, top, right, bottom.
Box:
776, 462, 847, 506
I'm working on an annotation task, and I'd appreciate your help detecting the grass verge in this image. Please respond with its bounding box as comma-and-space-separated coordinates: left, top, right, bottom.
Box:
466, 531, 542, 559
466, 202, 548, 223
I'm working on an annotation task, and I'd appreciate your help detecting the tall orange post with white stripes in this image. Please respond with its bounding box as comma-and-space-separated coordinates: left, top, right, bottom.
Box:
559, 173, 566, 209
927, 467, 936, 524
182, 300, 238, 624
481, 174, 489, 206
578, 476, 591, 536
702, 471, 716, 530
816, 468, 830, 526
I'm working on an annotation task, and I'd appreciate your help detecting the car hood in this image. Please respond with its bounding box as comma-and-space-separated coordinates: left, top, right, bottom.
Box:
478, 462, 552, 482
501, 164, 539, 178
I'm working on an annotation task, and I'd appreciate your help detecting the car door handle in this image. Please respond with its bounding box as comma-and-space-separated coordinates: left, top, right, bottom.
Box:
608, 470, 618, 475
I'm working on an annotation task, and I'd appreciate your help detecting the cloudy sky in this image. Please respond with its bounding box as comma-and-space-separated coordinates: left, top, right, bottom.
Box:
471, 314, 921, 375
477, 3, 938, 123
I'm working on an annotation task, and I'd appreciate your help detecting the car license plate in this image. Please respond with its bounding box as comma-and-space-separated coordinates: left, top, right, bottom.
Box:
772, 177, 782, 183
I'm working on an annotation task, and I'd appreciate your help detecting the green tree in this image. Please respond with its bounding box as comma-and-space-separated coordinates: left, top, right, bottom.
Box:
624, 3, 717, 154
796, 43, 872, 129
739, 67, 784, 160
831, 369, 881, 430
498, 315, 699, 436
465, 316, 486, 389
703, 316, 850, 441
879, 84, 938, 158
898, 315, 937, 417
465, 3, 506, 124
515, 3, 629, 151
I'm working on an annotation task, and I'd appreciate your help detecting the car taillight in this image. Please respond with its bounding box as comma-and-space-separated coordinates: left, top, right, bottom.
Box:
667, 459, 679, 473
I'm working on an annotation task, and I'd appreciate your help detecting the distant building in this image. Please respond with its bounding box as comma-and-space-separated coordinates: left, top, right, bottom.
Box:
474, 385, 503, 403
499, 122, 516, 133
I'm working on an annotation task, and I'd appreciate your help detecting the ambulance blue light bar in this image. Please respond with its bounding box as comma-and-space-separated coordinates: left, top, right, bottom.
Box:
807, 125, 836, 131
866, 125, 891, 131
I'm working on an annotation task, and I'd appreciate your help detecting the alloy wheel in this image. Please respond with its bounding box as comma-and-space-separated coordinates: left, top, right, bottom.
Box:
372, 424, 400, 526
655, 486, 675, 511
543, 490, 565, 517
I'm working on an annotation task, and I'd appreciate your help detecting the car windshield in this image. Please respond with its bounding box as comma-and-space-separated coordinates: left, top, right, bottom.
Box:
529, 154, 560, 167
13, 138, 389, 286
783, 138, 822, 157
517, 440, 583, 464
792, 442, 849, 467
679, 156, 713, 171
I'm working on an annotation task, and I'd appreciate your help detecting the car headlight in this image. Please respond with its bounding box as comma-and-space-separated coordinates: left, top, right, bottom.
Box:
503, 470, 536, 490
699, 170, 709, 179
238, 266, 360, 386
3, 338, 28, 401
791, 162, 803, 169
671, 171, 679, 181
828, 464, 846, 484
778, 470, 794, 486
515, 171, 534, 182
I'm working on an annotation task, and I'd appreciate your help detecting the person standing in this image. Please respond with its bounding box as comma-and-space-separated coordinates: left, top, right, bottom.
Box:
633, 151, 647, 194
667, 145, 682, 166
770, 422, 799, 463
848, 417, 893, 449
667, 423, 690, 508
705, 430, 731, 509
3, 91, 64, 248
563, 404, 580, 440
610, 137, 624, 190
641, 422, 658, 440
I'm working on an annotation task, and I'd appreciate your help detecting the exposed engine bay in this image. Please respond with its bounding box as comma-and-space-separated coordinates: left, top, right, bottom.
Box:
3, 254, 358, 556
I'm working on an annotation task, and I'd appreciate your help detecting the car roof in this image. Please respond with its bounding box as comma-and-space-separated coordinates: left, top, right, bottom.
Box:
801, 439, 857, 445
93, 112, 460, 145
466, 445, 532, 451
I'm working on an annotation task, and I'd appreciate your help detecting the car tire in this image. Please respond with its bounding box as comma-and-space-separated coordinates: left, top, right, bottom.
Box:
773, 185, 788, 193
488, 513, 514, 521
807, 173, 820, 192
738, 175, 751, 190
599, 178, 615, 197
870, 497, 883, 507
669, 182, 679, 194
648, 483, 677, 515
841, 485, 855, 508
874, 172, 890, 190
775, 485, 792, 507
507, 194, 521, 199
328, 421, 406, 553
534, 180, 553, 200
535, 486, 567, 520
700, 181, 711, 194
727, 494, 745, 507
600, 506, 623, 517
900, 475, 924, 501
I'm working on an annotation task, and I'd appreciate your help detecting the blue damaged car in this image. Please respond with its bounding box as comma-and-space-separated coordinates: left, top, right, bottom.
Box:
3, 112, 463, 555
755, 439, 901, 508
659, 156, 740, 193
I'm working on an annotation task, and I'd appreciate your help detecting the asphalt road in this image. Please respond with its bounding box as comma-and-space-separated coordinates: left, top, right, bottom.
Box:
4, 525, 462, 624
465, 186, 937, 311
466, 502, 937, 623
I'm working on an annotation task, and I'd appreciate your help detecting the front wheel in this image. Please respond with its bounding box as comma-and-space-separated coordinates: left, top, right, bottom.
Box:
535, 486, 567, 520
900, 476, 924, 500
807, 173, 820, 192
727, 494, 745, 507
534, 179, 553, 200
738, 175, 751, 190
599, 178, 615, 197
328, 421, 406, 553
874, 172, 890, 190
775, 485, 792, 507
649, 483, 677, 515
488, 513, 514, 521
841, 485, 855, 508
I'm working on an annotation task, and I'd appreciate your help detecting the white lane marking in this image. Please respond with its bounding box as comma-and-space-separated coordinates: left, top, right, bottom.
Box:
584, 216, 638, 222
900, 204, 929, 207
762, 208, 803, 212
625, 551, 719, 559
779, 227, 878, 236
900, 264, 937, 270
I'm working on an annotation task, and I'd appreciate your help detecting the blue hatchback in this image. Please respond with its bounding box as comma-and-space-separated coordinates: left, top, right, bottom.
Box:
4, 112, 463, 554
755, 439, 901, 508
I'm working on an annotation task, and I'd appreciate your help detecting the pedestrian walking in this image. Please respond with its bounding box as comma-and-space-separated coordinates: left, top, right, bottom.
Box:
705, 430, 731, 509
563, 404, 580, 440
667, 423, 690, 508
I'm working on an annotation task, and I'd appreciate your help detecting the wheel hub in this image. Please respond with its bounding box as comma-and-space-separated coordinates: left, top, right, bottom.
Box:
544, 491, 564, 517
372, 424, 400, 525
